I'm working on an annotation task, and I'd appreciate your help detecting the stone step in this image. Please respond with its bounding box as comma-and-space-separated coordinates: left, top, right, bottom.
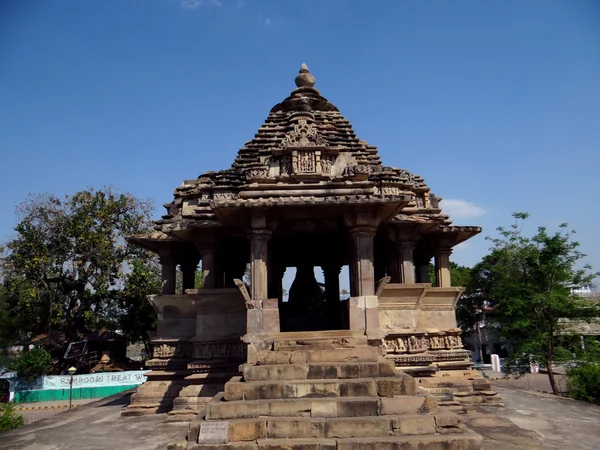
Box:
206, 395, 437, 420
242, 361, 396, 382
223, 414, 442, 441
185, 430, 483, 450
254, 346, 380, 365
224, 377, 415, 401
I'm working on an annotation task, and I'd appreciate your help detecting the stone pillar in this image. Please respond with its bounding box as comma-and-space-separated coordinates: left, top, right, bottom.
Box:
349, 226, 376, 297
435, 247, 452, 287
158, 249, 176, 295
398, 240, 416, 284
249, 229, 271, 301
198, 246, 216, 289
323, 264, 342, 329
415, 256, 431, 283
180, 256, 199, 292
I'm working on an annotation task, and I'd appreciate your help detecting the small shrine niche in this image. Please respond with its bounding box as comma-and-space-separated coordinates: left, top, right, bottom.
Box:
273, 116, 338, 178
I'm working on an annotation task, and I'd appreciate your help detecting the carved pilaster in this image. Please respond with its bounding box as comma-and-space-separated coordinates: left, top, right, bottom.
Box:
398, 240, 416, 284
249, 229, 272, 301
349, 225, 377, 297
435, 247, 452, 287
158, 248, 176, 295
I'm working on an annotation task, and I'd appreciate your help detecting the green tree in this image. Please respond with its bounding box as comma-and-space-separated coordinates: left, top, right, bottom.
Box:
0, 187, 160, 360
10, 346, 51, 380
0, 403, 25, 434
472, 213, 599, 395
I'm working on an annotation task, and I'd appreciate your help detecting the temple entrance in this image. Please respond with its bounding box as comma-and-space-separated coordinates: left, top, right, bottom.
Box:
269, 220, 350, 332
279, 265, 348, 332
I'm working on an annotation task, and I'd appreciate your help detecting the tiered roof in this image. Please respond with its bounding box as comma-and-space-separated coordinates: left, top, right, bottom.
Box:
136, 65, 479, 246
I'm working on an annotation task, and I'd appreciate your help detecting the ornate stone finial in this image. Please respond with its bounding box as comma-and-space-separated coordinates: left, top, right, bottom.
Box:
295, 63, 316, 88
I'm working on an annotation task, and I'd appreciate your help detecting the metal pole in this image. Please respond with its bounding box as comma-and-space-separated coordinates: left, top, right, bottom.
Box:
69, 374, 73, 409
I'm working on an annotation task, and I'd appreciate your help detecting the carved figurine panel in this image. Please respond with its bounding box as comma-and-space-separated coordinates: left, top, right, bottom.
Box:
297, 150, 316, 173
383, 333, 463, 355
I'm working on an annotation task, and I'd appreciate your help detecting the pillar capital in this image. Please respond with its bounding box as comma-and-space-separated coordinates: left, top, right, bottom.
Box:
349, 225, 377, 237
248, 228, 272, 242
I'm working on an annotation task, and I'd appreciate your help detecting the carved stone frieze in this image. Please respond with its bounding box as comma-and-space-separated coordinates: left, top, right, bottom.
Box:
280, 118, 326, 148
152, 341, 193, 359
383, 333, 464, 355
193, 341, 247, 360
213, 191, 238, 200
244, 168, 270, 181
387, 349, 471, 367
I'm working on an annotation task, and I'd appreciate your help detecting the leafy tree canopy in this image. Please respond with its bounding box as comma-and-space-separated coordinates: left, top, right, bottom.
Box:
472, 212, 599, 394
0, 187, 161, 365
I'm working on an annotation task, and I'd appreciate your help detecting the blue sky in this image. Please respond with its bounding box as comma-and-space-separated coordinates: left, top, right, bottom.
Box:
1, 0, 599, 292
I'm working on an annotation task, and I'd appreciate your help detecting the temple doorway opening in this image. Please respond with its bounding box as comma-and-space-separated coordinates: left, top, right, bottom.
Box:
279, 264, 349, 332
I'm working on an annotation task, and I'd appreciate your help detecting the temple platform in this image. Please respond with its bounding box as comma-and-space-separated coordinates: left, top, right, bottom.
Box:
176, 334, 483, 450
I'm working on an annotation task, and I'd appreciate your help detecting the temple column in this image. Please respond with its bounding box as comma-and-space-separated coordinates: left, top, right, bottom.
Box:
158, 248, 176, 295
249, 229, 271, 301
415, 253, 431, 283
435, 247, 452, 287
398, 240, 416, 284
323, 264, 342, 329
349, 226, 376, 297
194, 244, 216, 289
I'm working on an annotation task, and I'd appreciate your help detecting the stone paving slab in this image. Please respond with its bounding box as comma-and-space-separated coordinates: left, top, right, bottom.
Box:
464, 384, 600, 450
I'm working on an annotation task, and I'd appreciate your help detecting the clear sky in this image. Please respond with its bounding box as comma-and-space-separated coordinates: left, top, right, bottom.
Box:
1, 0, 599, 292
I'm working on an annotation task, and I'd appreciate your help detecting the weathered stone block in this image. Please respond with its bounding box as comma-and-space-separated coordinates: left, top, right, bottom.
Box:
380, 396, 428, 415
338, 363, 361, 379
325, 417, 391, 438
283, 381, 339, 399
392, 415, 436, 436
339, 379, 377, 397
310, 399, 338, 418
245, 382, 284, 400
257, 438, 336, 450
262, 398, 312, 417
266, 418, 326, 439
377, 360, 397, 377
224, 382, 245, 401
189, 442, 258, 450
375, 377, 415, 397
307, 363, 339, 380
262, 298, 278, 309
434, 411, 460, 428
228, 418, 267, 442
262, 309, 280, 334
336, 398, 379, 418
244, 364, 308, 382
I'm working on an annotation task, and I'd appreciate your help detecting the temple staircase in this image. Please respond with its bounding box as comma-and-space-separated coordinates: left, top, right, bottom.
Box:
171, 331, 483, 450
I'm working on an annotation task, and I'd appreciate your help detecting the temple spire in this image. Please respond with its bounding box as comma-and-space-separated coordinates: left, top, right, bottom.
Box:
295, 63, 316, 88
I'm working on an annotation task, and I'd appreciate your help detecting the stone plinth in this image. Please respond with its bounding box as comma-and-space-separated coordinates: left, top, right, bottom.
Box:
122, 289, 248, 417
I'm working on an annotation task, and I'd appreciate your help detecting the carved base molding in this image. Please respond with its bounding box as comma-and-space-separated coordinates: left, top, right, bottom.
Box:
149, 339, 247, 368
383, 332, 463, 354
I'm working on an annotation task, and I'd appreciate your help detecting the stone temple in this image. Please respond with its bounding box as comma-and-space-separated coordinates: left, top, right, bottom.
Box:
124, 65, 498, 449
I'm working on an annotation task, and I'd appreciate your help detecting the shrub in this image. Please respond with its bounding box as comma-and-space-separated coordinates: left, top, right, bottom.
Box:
0, 403, 25, 433
566, 363, 600, 405
10, 346, 51, 381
